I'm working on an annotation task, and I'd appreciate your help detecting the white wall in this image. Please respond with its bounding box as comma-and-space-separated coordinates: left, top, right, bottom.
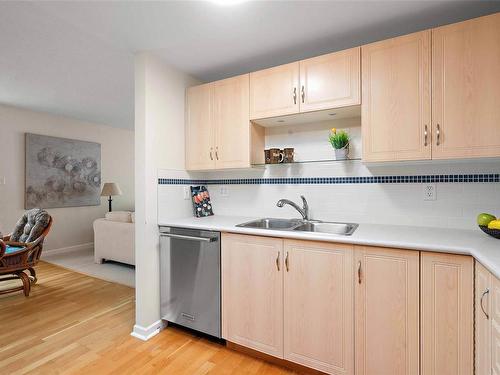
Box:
0, 104, 134, 250
134, 52, 199, 338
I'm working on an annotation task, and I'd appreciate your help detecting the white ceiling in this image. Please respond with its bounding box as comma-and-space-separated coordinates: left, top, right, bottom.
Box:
1, 1, 499, 130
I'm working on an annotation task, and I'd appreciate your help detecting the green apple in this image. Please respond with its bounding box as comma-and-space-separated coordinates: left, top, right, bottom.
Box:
477, 213, 497, 226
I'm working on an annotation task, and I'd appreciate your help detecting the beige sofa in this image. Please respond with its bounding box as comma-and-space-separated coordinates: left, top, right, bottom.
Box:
93, 211, 135, 266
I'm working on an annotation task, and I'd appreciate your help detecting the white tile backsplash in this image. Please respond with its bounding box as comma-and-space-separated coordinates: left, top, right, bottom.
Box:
158, 159, 500, 231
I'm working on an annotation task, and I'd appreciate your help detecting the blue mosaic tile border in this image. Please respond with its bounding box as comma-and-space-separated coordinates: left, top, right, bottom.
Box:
159, 174, 500, 185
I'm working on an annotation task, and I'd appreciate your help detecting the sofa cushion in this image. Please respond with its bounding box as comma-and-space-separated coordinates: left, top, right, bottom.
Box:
10, 208, 50, 243
105, 211, 132, 223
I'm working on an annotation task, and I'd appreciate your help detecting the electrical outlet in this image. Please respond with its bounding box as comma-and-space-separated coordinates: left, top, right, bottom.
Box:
423, 183, 437, 201
183, 186, 190, 200
220, 185, 229, 197
0, 176, 5, 185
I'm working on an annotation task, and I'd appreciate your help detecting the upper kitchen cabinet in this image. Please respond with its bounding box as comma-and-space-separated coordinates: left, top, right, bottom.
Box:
213, 74, 251, 169
249, 62, 300, 119
299, 47, 360, 112
185, 83, 215, 170
432, 12, 500, 159
186, 74, 262, 171
362, 30, 431, 162
249, 48, 361, 120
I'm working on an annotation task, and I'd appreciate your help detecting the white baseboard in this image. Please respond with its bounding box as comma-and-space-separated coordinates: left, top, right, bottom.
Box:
42, 242, 94, 257
130, 319, 166, 341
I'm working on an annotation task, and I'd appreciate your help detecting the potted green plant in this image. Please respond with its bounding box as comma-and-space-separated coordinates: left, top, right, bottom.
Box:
329, 128, 350, 160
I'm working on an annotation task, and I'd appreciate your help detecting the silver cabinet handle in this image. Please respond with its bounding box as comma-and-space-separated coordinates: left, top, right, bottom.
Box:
160, 233, 217, 242
181, 312, 195, 321
436, 124, 440, 146
301, 85, 305, 103
209, 148, 214, 161
215, 146, 219, 160
357, 261, 362, 284
276, 252, 280, 271
285, 251, 289, 272
293, 87, 297, 104
424, 125, 428, 147
481, 288, 490, 319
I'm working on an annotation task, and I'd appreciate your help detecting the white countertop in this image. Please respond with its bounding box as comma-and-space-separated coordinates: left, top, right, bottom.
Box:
159, 215, 500, 278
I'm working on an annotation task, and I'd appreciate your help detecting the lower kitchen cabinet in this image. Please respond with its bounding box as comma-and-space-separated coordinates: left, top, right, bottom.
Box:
475, 260, 500, 375
421, 252, 473, 375
283, 240, 354, 375
492, 273, 500, 375
476, 261, 492, 375
354, 245, 420, 375
221, 233, 477, 375
221, 233, 284, 357
222, 234, 354, 374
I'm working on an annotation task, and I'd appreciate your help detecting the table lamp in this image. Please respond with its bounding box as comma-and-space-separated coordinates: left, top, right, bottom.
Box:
101, 183, 122, 212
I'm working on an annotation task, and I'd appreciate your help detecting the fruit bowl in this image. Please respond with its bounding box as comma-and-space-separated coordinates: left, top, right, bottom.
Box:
479, 225, 500, 239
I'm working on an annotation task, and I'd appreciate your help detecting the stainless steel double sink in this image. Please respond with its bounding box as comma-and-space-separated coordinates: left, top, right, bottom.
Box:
236, 218, 358, 236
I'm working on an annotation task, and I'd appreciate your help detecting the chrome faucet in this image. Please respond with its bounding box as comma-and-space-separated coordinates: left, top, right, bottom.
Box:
276, 195, 309, 221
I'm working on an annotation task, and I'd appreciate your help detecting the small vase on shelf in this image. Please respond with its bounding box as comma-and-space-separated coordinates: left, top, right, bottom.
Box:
334, 143, 349, 160
329, 128, 350, 161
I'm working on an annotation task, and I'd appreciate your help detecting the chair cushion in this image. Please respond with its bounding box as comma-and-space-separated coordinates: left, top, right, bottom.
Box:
10, 209, 50, 243
5, 245, 24, 255
105, 211, 132, 223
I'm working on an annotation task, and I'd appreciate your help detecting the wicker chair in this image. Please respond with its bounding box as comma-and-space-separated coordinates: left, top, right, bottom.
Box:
0, 212, 53, 297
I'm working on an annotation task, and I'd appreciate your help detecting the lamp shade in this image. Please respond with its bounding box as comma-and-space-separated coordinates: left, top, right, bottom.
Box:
101, 183, 122, 197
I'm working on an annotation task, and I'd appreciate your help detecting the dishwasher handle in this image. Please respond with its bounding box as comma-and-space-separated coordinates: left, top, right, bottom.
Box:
160, 233, 217, 242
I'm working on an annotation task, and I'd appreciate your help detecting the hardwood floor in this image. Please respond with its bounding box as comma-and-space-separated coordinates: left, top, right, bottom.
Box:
0, 261, 296, 374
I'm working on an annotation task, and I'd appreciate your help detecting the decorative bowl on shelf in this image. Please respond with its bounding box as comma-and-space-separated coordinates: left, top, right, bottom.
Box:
479, 225, 500, 239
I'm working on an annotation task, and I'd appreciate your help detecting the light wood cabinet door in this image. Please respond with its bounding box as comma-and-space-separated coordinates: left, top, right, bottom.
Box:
213, 74, 250, 169
283, 240, 354, 375
476, 261, 492, 375
185, 83, 215, 170
221, 233, 283, 358
250, 62, 299, 119
432, 13, 500, 159
354, 246, 419, 375
362, 30, 431, 162
299, 47, 360, 112
492, 272, 500, 375
421, 252, 473, 375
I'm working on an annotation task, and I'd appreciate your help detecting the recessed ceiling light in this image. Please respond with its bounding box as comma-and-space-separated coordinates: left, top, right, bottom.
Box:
210, 0, 247, 5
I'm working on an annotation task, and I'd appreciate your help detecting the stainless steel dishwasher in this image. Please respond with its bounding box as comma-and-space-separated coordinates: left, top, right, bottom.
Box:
159, 226, 221, 338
